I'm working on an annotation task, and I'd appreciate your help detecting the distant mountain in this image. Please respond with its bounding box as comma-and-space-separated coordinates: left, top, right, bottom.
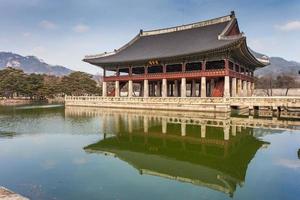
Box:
252, 50, 300, 78
255, 57, 300, 78
0, 52, 73, 76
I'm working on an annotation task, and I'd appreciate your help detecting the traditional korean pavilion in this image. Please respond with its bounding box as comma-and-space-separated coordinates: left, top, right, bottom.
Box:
83, 11, 269, 98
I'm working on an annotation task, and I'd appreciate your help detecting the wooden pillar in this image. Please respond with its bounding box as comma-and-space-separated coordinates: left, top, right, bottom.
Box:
102, 81, 107, 97
243, 80, 247, 97
181, 78, 186, 97
247, 81, 252, 96
202, 61, 206, 71
201, 77, 206, 97
224, 76, 230, 97
231, 77, 237, 97
129, 66, 132, 76
115, 80, 120, 97
144, 80, 149, 97
162, 78, 167, 97
128, 80, 133, 97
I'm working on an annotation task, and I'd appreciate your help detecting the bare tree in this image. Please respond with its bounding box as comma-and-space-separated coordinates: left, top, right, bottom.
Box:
276, 75, 296, 96
256, 75, 274, 96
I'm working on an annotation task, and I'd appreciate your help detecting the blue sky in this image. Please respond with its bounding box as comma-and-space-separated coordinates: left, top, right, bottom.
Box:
0, 0, 299, 74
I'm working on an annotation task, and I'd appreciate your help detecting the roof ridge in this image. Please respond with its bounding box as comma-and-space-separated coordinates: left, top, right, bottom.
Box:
141, 13, 233, 37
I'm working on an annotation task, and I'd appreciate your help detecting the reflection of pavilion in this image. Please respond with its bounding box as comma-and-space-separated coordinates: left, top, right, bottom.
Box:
84, 109, 267, 197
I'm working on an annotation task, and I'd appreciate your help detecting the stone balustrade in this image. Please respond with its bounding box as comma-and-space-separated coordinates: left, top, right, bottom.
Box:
65, 96, 300, 113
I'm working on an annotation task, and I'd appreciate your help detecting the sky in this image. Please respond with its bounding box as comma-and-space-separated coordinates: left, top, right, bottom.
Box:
0, 0, 300, 74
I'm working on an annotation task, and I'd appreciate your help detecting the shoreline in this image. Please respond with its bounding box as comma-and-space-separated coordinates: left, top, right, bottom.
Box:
0, 97, 64, 106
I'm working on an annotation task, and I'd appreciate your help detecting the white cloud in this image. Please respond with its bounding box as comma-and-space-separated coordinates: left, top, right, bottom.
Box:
276, 159, 300, 169
22, 32, 32, 37
275, 21, 300, 31
39, 20, 57, 30
73, 157, 88, 165
31, 46, 46, 55
73, 24, 90, 33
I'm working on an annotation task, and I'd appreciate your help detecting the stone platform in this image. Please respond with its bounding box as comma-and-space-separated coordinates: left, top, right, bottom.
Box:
65, 96, 300, 113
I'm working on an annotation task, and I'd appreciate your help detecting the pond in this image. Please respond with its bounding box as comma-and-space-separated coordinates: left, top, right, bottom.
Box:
0, 105, 299, 200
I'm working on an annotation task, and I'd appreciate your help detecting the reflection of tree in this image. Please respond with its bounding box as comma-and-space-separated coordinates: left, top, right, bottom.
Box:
298, 149, 300, 160
0, 131, 16, 138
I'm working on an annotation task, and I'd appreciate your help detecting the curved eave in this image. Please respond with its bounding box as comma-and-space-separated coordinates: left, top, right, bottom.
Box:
239, 38, 269, 68
83, 38, 243, 68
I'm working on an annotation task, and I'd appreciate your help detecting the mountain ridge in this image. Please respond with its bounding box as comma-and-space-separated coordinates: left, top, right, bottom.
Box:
0, 52, 73, 76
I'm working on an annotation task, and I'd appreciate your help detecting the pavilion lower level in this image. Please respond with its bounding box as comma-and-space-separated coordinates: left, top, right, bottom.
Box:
102, 59, 254, 98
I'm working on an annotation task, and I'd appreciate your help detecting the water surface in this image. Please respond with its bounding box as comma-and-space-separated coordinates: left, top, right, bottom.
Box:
0, 105, 299, 200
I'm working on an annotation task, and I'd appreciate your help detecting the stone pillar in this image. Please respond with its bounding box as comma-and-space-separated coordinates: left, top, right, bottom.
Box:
144, 80, 149, 97
181, 122, 186, 136
128, 114, 133, 133
191, 80, 196, 97
162, 118, 167, 134
201, 77, 206, 97
102, 81, 107, 97
247, 81, 252, 96
174, 80, 179, 97
232, 125, 237, 136
144, 116, 148, 133
128, 80, 133, 97
114, 114, 120, 133
237, 79, 242, 96
231, 77, 237, 97
156, 81, 161, 97
115, 81, 120, 97
243, 80, 247, 97
162, 78, 167, 97
224, 76, 230, 97
181, 78, 186, 97
224, 125, 230, 140
201, 125, 206, 138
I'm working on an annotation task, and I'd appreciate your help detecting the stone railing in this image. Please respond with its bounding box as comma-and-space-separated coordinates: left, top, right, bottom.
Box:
65, 96, 231, 112
65, 96, 228, 104
230, 96, 300, 108
65, 96, 300, 112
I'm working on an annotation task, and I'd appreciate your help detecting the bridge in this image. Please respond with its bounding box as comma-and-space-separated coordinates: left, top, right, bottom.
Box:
65, 96, 300, 113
